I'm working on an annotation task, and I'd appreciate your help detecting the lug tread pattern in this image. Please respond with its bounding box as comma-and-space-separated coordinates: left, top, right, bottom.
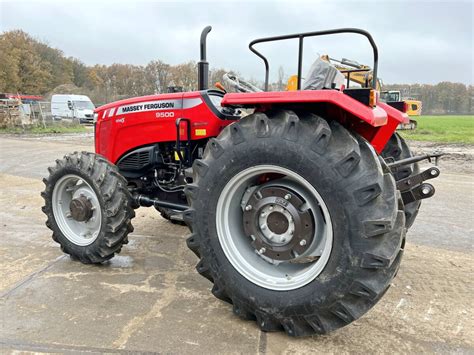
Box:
183, 110, 406, 337
353, 182, 382, 206
381, 133, 422, 228
230, 123, 246, 145
41, 151, 135, 264
335, 150, 361, 177
254, 113, 271, 138
363, 219, 393, 238
186, 234, 201, 258
232, 300, 256, 320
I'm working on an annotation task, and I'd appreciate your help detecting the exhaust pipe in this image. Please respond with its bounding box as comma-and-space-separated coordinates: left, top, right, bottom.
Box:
198, 26, 212, 91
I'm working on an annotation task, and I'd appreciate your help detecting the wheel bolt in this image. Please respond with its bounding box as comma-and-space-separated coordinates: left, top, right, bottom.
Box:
284, 194, 291, 200
269, 206, 273, 211
300, 239, 307, 246
258, 247, 266, 254
245, 205, 252, 211
260, 225, 267, 230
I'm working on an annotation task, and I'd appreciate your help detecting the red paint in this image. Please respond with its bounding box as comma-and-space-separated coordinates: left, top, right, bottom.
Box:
222, 90, 388, 127
2, 93, 43, 101
369, 102, 410, 153
95, 92, 236, 163
94, 89, 406, 163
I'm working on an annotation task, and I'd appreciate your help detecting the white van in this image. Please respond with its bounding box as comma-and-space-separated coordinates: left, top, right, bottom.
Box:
51, 94, 95, 123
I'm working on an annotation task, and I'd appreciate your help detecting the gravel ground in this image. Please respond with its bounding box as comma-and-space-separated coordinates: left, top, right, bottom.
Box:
0, 134, 472, 354
410, 140, 474, 174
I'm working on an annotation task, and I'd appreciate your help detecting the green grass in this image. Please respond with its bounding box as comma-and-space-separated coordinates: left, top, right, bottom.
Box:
400, 115, 474, 144
0, 124, 88, 135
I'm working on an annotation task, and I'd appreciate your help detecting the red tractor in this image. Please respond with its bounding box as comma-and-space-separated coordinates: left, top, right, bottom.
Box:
42, 27, 441, 336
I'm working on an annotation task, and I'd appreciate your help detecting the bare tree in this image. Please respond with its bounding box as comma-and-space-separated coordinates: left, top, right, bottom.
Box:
169, 62, 198, 92
145, 60, 171, 93
277, 66, 285, 91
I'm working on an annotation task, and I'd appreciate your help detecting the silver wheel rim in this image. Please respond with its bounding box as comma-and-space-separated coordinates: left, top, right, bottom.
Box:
216, 165, 333, 291
52, 174, 102, 246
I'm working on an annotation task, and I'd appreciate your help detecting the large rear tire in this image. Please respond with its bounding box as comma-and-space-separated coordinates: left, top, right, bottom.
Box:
155, 206, 185, 225
381, 133, 421, 228
41, 152, 135, 264
184, 110, 406, 336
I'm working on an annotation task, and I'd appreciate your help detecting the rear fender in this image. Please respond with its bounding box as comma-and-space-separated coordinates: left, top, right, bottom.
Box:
369, 102, 409, 153
221, 91, 409, 153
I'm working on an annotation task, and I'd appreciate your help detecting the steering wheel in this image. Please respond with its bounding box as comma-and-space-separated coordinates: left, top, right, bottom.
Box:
222, 73, 263, 93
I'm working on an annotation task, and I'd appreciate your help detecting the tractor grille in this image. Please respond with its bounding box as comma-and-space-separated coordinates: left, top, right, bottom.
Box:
118, 150, 151, 170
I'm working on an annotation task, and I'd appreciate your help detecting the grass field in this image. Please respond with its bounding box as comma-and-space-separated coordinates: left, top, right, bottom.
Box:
0, 115, 472, 144
0, 123, 88, 135
400, 115, 474, 144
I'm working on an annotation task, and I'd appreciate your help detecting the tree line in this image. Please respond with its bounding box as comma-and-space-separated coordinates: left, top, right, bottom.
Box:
0, 30, 472, 114
384, 82, 473, 115
0, 30, 229, 105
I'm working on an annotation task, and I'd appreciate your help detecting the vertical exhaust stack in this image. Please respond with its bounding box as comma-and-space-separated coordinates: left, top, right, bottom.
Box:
198, 26, 212, 91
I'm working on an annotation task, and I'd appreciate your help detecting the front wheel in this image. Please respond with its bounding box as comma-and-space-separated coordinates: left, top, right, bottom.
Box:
41, 152, 135, 264
184, 111, 406, 336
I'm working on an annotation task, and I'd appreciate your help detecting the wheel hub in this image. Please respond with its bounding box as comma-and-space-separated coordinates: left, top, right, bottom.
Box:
258, 205, 294, 245
52, 174, 102, 246
243, 186, 315, 261
266, 211, 289, 234
69, 195, 93, 222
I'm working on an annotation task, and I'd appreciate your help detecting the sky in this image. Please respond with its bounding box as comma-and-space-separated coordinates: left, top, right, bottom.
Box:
0, 0, 473, 85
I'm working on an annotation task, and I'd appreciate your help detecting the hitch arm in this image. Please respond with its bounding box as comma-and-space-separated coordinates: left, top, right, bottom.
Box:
401, 184, 435, 204
396, 167, 440, 191
387, 152, 444, 170
396, 166, 441, 205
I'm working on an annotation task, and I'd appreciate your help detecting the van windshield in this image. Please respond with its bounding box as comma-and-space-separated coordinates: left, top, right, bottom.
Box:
74, 101, 95, 109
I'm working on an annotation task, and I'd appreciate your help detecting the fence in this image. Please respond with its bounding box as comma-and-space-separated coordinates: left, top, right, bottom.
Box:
0, 99, 76, 128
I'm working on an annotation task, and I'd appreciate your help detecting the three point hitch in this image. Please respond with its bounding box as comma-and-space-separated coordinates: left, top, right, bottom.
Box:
387, 152, 444, 205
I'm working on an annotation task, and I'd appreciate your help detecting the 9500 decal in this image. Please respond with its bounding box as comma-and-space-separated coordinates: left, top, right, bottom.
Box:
156, 111, 175, 118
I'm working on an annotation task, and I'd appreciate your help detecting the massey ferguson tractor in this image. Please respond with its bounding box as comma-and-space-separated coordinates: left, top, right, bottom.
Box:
41, 27, 442, 336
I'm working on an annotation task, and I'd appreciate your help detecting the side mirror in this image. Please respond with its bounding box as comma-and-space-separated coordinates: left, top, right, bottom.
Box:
67, 101, 73, 110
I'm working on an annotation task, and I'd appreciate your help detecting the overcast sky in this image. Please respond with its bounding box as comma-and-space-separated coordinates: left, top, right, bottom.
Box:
1, 0, 472, 85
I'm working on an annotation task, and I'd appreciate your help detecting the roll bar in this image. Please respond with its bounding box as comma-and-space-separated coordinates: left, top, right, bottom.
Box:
248, 28, 379, 91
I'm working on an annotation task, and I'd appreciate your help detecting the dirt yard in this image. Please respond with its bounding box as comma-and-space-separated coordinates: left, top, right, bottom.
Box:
410, 140, 474, 175
0, 134, 472, 354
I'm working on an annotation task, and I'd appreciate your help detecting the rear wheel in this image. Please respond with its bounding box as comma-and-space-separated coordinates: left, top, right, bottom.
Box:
184, 110, 406, 336
381, 133, 421, 228
41, 152, 135, 264
155, 206, 185, 225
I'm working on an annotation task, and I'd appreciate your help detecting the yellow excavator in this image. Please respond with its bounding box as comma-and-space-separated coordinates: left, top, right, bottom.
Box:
286, 55, 421, 129
380, 91, 422, 116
